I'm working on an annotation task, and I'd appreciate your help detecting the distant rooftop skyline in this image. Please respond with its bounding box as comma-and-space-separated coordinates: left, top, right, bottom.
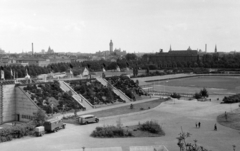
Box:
0, 0, 239, 53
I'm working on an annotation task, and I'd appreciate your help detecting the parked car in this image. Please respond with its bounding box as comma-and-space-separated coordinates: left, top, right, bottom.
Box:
43, 118, 66, 133
34, 126, 45, 137
78, 114, 99, 125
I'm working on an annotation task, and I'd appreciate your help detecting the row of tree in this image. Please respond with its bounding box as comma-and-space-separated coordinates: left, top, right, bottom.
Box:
2, 52, 240, 80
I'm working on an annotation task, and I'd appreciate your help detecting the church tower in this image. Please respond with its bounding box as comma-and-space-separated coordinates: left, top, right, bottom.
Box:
109, 40, 113, 54
215, 45, 217, 53
169, 45, 172, 51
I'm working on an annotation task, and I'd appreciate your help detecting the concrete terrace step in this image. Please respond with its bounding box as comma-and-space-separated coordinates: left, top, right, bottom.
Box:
96, 76, 132, 102
58, 80, 93, 110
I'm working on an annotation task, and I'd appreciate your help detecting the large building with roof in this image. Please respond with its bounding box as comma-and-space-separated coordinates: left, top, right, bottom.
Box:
16, 57, 50, 67
143, 46, 201, 64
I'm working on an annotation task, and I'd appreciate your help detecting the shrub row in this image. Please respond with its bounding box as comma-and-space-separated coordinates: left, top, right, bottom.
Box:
140, 121, 164, 134
222, 94, 240, 103
0, 123, 36, 143
170, 93, 181, 99
91, 126, 132, 138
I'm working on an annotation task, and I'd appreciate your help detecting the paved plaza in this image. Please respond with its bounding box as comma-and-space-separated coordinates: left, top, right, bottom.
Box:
0, 96, 239, 151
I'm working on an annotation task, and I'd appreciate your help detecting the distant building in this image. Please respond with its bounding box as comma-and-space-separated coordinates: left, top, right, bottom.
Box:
96, 40, 127, 59
143, 46, 200, 64
114, 48, 126, 56
47, 46, 54, 54
41, 49, 45, 54
16, 57, 50, 67
0, 48, 5, 54
49, 56, 71, 64
1, 56, 17, 65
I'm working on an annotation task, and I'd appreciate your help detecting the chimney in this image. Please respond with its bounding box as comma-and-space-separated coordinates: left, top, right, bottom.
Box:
205, 44, 207, 53
32, 43, 34, 55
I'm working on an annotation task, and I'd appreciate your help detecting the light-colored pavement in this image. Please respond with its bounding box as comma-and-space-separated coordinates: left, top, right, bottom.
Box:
132, 73, 196, 85
0, 97, 239, 151
60, 97, 158, 118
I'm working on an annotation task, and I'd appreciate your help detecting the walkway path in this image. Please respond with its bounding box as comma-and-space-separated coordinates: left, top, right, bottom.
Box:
59, 97, 158, 118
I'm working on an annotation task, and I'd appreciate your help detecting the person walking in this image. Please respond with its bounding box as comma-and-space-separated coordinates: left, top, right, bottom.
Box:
198, 122, 201, 128
214, 124, 217, 131
195, 122, 198, 128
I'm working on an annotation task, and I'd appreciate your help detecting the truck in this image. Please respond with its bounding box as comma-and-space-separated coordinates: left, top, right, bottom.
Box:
34, 118, 66, 137
43, 118, 66, 133
78, 114, 99, 125
34, 126, 45, 137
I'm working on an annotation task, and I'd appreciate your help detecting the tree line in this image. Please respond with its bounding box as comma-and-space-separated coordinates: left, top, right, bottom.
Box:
2, 52, 240, 80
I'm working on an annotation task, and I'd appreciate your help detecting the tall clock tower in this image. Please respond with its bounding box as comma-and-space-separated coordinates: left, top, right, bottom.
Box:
109, 40, 113, 54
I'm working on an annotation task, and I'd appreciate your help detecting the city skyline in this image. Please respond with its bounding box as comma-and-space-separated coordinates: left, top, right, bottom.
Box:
0, 0, 240, 53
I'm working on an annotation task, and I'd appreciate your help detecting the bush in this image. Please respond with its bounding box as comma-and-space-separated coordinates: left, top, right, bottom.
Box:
0, 123, 36, 143
193, 92, 202, 99
140, 121, 164, 134
91, 125, 132, 138
193, 88, 208, 99
222, 94, 240, 103
170, 93, 181, 99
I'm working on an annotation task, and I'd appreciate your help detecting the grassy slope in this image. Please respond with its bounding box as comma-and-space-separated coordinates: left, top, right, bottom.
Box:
217, 111, 240, 130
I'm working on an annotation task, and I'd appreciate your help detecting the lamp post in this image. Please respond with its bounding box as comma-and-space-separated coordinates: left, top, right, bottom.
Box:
62, 104, 65, 115
51, 103, 53, 117
164, 80, 168, 97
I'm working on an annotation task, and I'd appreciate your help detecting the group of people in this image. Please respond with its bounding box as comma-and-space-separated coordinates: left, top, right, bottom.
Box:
195, 122, 201, 128
195, 122, 218, 131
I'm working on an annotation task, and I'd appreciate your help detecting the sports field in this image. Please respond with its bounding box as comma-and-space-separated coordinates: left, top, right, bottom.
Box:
149, 76, 240, 95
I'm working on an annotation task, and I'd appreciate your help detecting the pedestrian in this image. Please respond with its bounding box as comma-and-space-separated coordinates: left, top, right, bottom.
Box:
214, 124, 217, 131
198, 122, 201, 128
195, 122, 198, 128
225, 111, 228, 121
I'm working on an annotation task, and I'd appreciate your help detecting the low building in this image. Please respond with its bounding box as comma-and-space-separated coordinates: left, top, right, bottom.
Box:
49, 56, 71, 64
0, 56, 17, 66
143, 47, 201, 64
16, 58, 50, 67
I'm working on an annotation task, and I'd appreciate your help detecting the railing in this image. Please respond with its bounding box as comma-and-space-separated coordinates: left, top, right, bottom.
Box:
58, 81, 85, 107
150, 91, 192, 97
112, 86, 132, 102
99, 77, 132, 102
61, 81, 94, 109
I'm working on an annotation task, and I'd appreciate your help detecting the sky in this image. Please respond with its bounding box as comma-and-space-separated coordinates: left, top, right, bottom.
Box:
0, 0, 240, 53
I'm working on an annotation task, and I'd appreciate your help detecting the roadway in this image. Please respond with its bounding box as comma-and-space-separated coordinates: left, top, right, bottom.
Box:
0, 97, 239, 151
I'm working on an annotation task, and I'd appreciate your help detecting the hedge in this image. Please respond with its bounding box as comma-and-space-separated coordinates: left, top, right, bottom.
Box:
222, 94, 240, 103
91, 126, 132, 138
0, 123, 35, 143
140, 121, 164, 134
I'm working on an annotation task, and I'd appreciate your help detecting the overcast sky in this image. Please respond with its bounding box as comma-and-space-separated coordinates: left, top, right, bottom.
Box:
0, 0, 239, 53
